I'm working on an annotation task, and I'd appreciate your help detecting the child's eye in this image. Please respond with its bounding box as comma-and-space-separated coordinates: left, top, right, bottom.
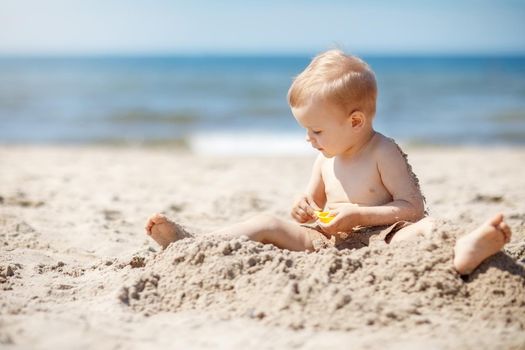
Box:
313, 130, 322, 135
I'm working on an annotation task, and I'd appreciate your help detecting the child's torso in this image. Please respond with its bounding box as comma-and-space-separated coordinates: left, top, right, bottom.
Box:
322, 138, 392, 210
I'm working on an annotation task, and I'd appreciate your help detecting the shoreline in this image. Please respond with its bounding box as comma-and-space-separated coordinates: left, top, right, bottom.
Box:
1, 140, 525, 152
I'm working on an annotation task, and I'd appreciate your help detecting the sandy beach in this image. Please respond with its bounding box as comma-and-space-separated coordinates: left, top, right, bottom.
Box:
1, 145, 524, 349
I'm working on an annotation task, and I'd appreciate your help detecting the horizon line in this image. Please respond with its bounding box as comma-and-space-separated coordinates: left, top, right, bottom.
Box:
1, 51, 525, 59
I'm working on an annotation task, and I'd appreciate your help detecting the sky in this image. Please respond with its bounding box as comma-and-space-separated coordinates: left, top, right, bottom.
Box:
1, 0, 524, 55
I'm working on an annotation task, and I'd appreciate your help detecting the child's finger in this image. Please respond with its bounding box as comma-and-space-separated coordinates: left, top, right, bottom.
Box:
298, 201, 314, 215
291, 210, 308, 223
298, 198, 309, 208
306, 197, 321, 212
296, 207, 310, 220
292, 207, 304, 218
302, 205, 316, 217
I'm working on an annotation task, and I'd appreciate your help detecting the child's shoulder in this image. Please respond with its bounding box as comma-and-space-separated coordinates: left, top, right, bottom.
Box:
369, 133, 407, 161
370, 132, 399, 153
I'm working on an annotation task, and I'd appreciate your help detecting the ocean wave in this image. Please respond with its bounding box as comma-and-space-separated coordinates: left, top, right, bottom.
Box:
489, 109, 525, 123
108, 109, 201, 124
189, 131, 315, 155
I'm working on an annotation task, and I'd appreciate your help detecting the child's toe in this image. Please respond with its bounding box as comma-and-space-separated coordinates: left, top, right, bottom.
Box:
487, 213, 504, 227
145, 217, 156, 231
151, 213, 168, 224
499, 222, 512, 242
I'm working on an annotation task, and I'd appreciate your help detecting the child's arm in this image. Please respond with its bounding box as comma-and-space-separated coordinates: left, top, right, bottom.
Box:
291, 154, 327, 223
305, 154, 327, 209
361, 140, 425, 223
320, 141, 424, 233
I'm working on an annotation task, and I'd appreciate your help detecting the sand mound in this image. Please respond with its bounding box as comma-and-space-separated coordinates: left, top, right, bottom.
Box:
120, 221, 525, 335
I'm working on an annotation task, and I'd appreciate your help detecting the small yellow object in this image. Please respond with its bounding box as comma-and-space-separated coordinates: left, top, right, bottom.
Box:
315, 211, 334, 224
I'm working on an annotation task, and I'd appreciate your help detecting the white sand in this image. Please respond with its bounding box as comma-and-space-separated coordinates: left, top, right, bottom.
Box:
1, 145, 524, 349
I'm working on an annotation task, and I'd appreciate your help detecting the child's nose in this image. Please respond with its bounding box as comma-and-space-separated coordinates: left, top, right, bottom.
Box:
305, 131, 313, 143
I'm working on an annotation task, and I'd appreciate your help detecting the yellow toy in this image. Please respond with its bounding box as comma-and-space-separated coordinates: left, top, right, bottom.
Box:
315, 211, 334, 224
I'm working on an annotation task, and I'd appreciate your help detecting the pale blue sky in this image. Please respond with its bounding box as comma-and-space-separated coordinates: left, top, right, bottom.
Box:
1, 0, 524, 55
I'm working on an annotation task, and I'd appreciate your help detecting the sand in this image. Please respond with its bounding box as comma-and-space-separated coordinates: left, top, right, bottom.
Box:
1, 145, 524, 349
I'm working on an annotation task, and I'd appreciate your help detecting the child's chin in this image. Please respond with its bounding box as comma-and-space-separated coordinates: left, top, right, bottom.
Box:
320, 150, 335, 158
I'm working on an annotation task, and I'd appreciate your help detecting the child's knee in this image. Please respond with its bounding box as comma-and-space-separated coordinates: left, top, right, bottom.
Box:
250, 213, 283, 231
421, 216, 435, 228
414, 216, 436, 236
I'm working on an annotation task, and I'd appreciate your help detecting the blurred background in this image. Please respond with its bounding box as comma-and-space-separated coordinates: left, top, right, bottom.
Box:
1, 0, 524, 154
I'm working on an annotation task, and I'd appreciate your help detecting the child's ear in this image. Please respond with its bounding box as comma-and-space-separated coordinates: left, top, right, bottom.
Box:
349, 110, 366, 128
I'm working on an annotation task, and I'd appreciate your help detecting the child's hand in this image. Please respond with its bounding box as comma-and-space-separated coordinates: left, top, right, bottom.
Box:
291, 195, 321, 223
318, 204, 361, 235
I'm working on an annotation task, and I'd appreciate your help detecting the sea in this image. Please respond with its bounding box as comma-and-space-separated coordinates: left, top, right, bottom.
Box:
1, 55, 524, 154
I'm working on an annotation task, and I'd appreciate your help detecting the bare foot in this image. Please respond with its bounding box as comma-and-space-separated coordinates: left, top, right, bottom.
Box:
145, 213, 189, 249
453, 213, 511, 275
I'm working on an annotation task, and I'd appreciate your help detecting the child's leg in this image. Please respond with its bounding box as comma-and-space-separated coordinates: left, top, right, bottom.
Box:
211, 214, 315, 251
389, 214, 512, 275
388, 216, 436, 243
453, 214, 511, 275
145, 213, 315, 251
145, 213, 190, 249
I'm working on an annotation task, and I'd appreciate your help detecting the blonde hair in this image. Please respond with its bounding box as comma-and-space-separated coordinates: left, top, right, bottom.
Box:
287, 49, 377, 118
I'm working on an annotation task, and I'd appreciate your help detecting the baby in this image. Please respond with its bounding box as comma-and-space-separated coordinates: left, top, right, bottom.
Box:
145, 50, 511, 276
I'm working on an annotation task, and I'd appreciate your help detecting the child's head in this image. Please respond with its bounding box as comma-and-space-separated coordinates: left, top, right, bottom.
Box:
288, 50, 378, 157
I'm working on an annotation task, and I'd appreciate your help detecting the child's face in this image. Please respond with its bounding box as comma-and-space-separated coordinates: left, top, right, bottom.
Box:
291, 98, 359, 158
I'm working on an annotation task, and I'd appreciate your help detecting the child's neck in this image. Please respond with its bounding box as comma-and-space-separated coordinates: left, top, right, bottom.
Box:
339, 129, 377, 159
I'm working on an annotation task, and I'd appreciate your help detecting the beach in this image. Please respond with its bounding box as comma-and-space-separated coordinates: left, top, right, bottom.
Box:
1, 144, 524, 349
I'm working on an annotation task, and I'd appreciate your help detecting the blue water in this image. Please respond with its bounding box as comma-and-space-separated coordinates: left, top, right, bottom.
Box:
1, 55, 524, 151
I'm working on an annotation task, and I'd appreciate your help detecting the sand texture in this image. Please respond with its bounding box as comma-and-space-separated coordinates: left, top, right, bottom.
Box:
1, 145, 525, 349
